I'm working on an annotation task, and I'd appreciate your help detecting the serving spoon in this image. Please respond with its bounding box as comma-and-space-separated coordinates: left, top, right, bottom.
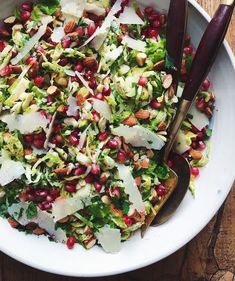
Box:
141, 0, 188, 236
141, 0, 235, 236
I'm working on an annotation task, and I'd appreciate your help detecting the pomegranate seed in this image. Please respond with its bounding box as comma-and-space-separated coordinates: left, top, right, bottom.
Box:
74, 166, 86, 176
184, 46, 193, 55
88, 79, 97, 89
196, 132, 204, 140
21, 2, 33, 11
43, 202, 52, 210
117, 150, 127, 163
94, 182, 102, 192
138, 76, 148, 87
34, 133, 45, 141
98, 131, 108, 141
37, 203, 45, 210
152, 20, 161, 28
85, 174, 94, 183
24, 134, 34, 143
74, 62, 83, 72
50, 188, 60, 198
148, 13, 160, 21
196, 98, 206, 111
87, 22, 97, 36
167, 159, 173, 168
107, 139, 119, 149
92, 111, 100, 122
0, 65, 12, 77
191, 141, 198, 149
65, 184, 76, 193
67, 236, 76, 249
144, 6, 154, 15
191, 167, 200, 177
0, 41, 5, 52
75, 26, 84, 36
102, 86, 111, 96
47, 95, 55, 104
68, 135, 79, 146
148, 28, 159, 38
109, 187, 121, 198
20, 10, 31, 21
19, 192, 27, 202
124, 216, 134, 226
62, 38, 72, 48
58, 58, 68, 66
53, 123, 62, 133
198, 141, 206, 150
35, 190, 47, 199
202, 79, 210, 90
71, 131, 79, 138
150, 100, 162, 109
91, 163, 101, 175
156, 184, 167, 197
33, 139, 45, 149
192, 125, 200, 133
95, 93, 104, 100
34, 76, 44, 88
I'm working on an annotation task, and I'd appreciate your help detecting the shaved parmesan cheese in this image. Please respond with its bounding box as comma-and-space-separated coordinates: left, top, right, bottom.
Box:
8, 202, 67, 242
78, 124, 91, 150
11, 16, 52, 65
51, 27, 65, 43
52, 196, 84, 222
93, 99, 112, 121
81, 0, 122, 50
122, 36, 146, 52
61, 0, 86, 20
85, 3, 106, 16
76, 152, 92, 166
188, 103, 210, 130
105, 46, 123, 61
118, 7, 144, 25
112, 125, 165, 150
0, 112, 49, 134
0, 158, 25, 186
117, 164, 145, 212
174, 130, 191, 154
96, 226, 121, 253
66, 95, 78, 117
75, 71, 94, 95
65, 69, 75, 76
52, 189, 91, 222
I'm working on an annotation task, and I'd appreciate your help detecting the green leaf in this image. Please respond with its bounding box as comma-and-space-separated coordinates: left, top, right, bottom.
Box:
37, 0, 60, 15
206, 128, 213, 137
26, 202, 38, 219
145, 38, 166, 64
156, 164, 169, 180
14, 8, 21, 20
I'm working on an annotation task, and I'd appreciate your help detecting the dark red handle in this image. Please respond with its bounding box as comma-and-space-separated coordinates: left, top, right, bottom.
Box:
166, 0, 188, 86
182, 3, 235, 101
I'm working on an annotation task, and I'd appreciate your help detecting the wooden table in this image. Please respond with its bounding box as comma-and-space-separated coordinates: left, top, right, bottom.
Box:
0, 1, 234, 280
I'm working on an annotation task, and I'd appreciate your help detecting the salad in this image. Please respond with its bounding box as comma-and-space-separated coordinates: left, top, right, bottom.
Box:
0, 0, 215, 253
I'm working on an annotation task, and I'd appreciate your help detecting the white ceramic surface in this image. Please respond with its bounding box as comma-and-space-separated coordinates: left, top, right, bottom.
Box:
0, 0, 235, 277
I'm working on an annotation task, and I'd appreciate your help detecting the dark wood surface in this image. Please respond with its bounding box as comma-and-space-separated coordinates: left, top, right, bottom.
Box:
0, 1, 234, 280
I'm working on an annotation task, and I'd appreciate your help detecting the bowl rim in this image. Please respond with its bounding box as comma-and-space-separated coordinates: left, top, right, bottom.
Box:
0, 0, 235, 277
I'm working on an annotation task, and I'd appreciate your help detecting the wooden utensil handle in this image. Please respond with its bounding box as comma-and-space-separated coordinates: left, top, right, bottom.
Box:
166, 0, 188, 86
182, 3, 235, 101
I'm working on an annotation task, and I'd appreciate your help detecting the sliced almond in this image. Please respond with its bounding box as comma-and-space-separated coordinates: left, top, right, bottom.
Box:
122, 115, 137, 126
82, 57, 97, 69
153, 60, 165, 71
64, 20, 76, 34
136, 53, 147, 67
54, 167, 69, 175
135, 176, 142, 187
135, 109, 150, 120
190, 149, 203, 160
47, 85, 59, 95
140, 158, 150, 169
168, 85, 175, 98
4, 16, 16, 24
76, 94, 86, 106
33, 227, 45, 235
84, 238, 96, 249
162, 74, 173, 89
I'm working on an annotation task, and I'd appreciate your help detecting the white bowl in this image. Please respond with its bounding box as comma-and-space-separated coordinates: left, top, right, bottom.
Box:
0, 0, 235, 277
